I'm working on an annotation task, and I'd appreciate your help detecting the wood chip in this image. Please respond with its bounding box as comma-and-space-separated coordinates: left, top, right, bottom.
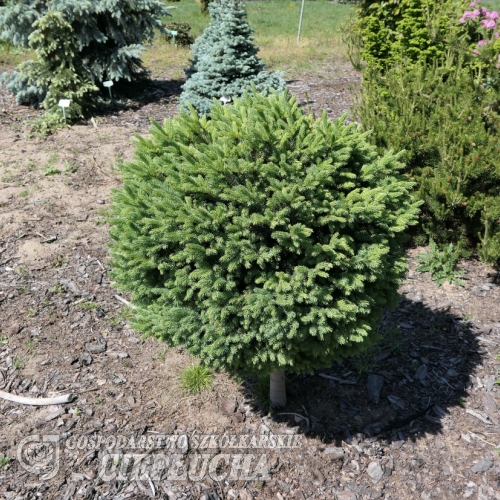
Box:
466, 409, 491, 425
318, 373, 357, 384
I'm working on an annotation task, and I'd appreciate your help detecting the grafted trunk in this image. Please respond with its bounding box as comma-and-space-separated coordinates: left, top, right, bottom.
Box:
270, 370, 286, 408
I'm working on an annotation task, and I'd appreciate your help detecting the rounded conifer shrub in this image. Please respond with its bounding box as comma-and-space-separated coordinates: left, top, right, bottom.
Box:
108, 90, 420, 383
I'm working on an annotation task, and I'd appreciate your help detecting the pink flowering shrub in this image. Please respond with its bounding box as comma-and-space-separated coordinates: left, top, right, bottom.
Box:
459, 0, 500, 66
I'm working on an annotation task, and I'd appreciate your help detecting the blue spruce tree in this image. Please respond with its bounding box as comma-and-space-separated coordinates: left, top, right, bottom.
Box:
179, 0, 285, 114
0, 0, 170, 107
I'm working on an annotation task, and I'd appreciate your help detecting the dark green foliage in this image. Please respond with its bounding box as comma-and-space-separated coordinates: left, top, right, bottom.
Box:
354, 0, 500, 262
164, 22, 194, 48
356, 0, 467, 67
0, 0, 170, 106
356, 53, 500, 262
199, 0, 213, 15
179, 0, 285, 115
108, 90, 420, 378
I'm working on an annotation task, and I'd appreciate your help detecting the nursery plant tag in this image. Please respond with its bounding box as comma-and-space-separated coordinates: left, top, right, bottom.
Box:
58, 99, 71, 120
103, 81, 114, 100
166, 29, 178, 46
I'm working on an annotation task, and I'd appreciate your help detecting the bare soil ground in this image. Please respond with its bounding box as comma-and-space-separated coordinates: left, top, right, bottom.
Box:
1, 64, 500, 500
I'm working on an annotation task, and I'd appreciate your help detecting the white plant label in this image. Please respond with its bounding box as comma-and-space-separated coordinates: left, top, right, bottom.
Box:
58, 99, 71, 120
103, 81, 114, 100
166, 29, 178, 45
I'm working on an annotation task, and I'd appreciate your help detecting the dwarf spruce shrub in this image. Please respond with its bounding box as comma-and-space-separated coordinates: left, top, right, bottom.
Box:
179, 0, 285, 115
108, 90, 420, 404
356, 0, 467, 67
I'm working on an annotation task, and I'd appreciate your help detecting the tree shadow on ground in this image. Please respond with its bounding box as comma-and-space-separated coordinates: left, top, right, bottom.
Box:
240, 296, 484, 446
93, 77, 185, 115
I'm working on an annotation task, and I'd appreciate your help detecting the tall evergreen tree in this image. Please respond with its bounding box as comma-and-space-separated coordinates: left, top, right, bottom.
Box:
108, 90, 421, 407
179, 0, 285, 114
0, 0, 170, 106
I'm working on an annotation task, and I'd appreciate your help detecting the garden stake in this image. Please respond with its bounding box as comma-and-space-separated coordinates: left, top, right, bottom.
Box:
297, 0, 306, 43
103, 80, 114, 101
58, 99, 71, 121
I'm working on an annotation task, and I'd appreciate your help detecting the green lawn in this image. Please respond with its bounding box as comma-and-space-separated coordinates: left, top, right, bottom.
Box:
481, 0, 500, 10
165, 0, 353, 39
145, 0, 354, 75
0, 1, 354, 77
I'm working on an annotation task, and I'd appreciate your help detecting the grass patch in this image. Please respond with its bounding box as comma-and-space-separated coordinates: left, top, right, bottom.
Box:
62, 160, 78, 173
49, 284, 65, 294
27, 158, 38, 171
180, 363, 213, 393
145, 0, 354, 75
26, 307, 37, 317
25, 341, 38, 351
13, 355, 25, 370
416, 240, 465, 287
0, 453, 11, 471
155, 347, 168, 361
0, 41, 33, 68
78, 301, 99, 310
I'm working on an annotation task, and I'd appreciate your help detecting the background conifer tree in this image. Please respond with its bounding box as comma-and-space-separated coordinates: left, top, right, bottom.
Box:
0, 0, 170, 106
179, 0, 285, 114
108, 90, 420, 407
14, 11, 99, 134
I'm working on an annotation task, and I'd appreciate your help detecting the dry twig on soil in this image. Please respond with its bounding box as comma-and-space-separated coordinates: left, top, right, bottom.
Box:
0, 390, 75, 406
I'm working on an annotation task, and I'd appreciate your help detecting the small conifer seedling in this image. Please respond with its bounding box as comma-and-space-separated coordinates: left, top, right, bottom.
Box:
108, 90, 421, 407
